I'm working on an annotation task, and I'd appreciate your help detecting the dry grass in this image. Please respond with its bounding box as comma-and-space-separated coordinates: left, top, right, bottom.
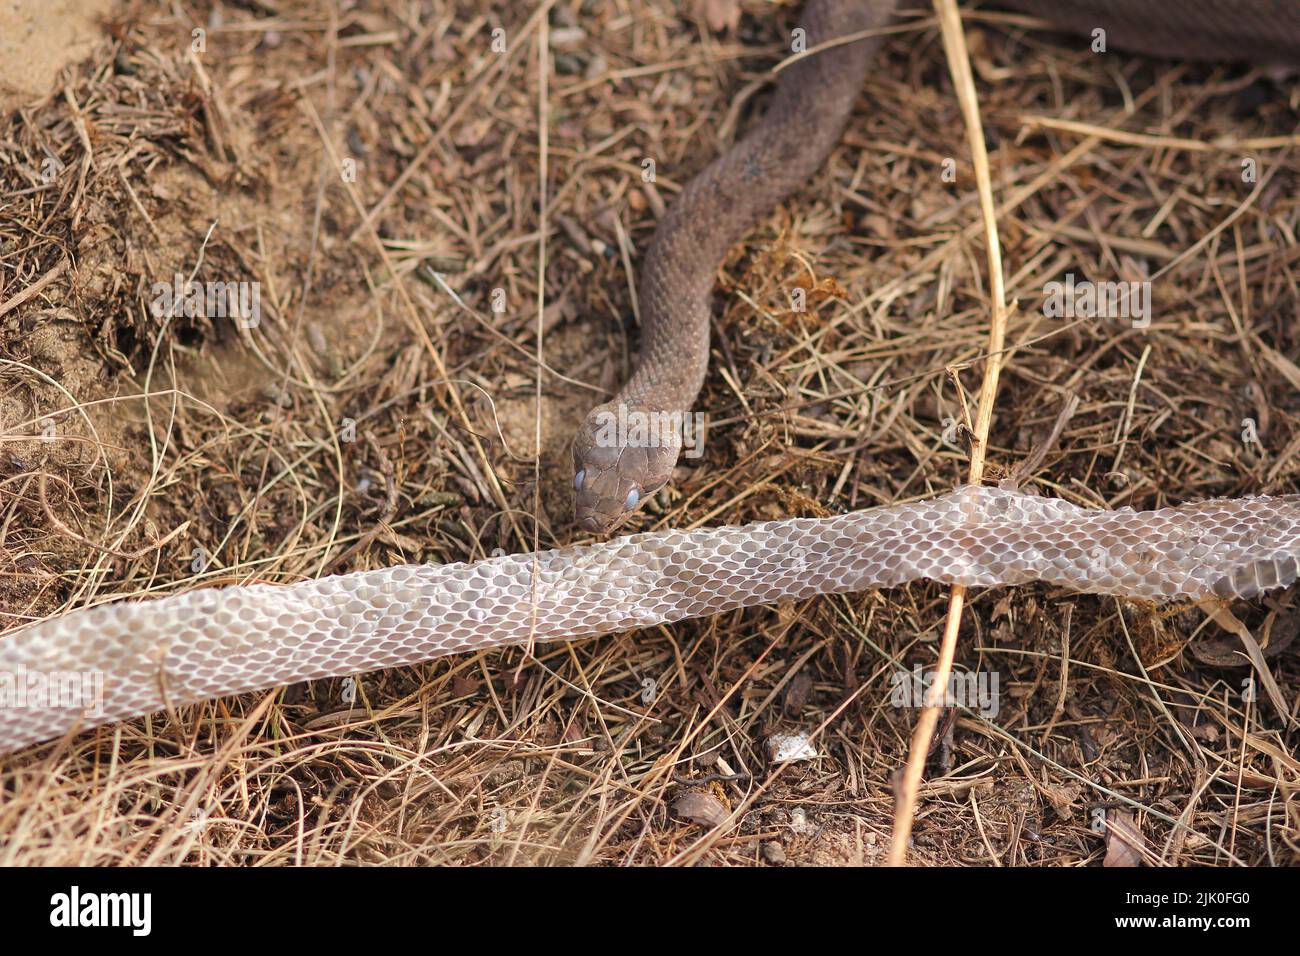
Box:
0, 0, 1297, 865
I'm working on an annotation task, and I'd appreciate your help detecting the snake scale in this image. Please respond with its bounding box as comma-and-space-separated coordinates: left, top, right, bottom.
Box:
3, 1, 1299, 753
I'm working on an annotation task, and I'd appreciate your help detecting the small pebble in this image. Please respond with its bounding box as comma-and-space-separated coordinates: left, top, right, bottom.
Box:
762, 842, 786, 865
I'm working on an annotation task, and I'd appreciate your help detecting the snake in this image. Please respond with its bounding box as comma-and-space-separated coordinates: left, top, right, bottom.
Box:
571, 0, 1300, 531
3, 1, 1299, 754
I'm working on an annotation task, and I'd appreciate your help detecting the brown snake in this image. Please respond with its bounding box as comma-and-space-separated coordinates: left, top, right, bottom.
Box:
571, 0, 1300, 533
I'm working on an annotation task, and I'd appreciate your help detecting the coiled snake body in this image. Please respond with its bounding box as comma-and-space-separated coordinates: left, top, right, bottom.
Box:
4, 1, 1300, 753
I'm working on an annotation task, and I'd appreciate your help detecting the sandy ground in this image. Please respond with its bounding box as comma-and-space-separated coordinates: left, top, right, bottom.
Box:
0, 0, 114, 114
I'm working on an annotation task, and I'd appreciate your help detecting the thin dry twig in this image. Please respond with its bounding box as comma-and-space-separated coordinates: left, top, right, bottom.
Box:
888, 0, 1013, 867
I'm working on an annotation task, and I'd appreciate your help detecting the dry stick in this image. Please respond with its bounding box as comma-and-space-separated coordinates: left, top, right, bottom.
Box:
37, 472, 188, 561
507, 12, 552, 870
0, 259, 67, 319
1016, 115, 1300, 155
772, 18, 935, 74
531, 15, 550, 555
887, 0, 1011, 867
1041, 604, 1073, 744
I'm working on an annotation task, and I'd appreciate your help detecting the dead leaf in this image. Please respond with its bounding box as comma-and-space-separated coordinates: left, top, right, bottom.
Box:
450, 673, 479, 698
1103, 810, 1145, 867
1203, 603, 1294, 727
1040, 780, 1083, 818
791, 272, 848, 309
1191, 598, 1300, 667
673, 791, 730, 828
784, 671, 813, 714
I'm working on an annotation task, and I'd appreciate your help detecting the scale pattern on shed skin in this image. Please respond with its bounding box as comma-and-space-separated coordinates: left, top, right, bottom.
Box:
3, 486, 1300, 753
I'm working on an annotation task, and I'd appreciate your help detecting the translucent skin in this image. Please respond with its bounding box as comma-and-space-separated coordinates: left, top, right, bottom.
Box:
3, 486, 1300, 753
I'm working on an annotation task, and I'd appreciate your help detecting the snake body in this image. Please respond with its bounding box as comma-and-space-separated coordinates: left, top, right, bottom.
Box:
4, 486, 1300, 753
4, 2, 1300, 753
571, 0, 1300, 531
572, 0, 896, 532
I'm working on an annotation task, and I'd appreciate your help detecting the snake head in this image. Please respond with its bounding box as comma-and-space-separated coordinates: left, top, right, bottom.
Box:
572, 400, 682, 534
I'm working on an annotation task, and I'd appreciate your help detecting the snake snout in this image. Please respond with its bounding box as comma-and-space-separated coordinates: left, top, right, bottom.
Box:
572, 400, 684, 534
578, 513, 610, 534
572, 465, 633, 534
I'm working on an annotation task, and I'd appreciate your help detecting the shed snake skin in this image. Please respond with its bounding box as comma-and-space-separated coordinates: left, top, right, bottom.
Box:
3, 1, 1300, 753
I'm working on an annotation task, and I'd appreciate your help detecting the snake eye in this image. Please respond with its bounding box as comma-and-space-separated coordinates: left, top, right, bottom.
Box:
624, 487, 640, 511
574, 469, 585, 491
